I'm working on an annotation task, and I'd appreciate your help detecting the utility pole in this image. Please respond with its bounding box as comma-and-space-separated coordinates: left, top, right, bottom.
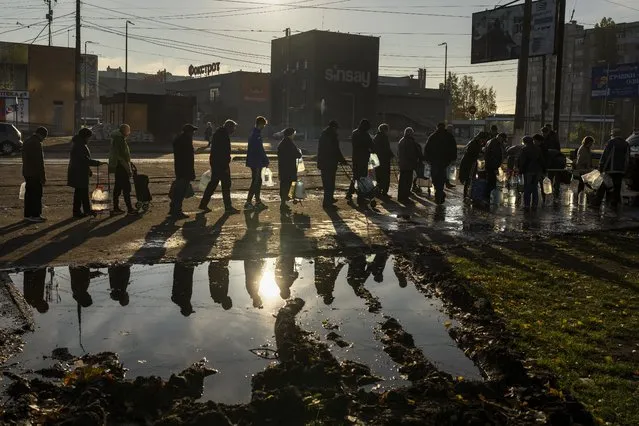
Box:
552, 0, 567, 133
541, 56, 547, 127
514, 0, 533, 136
74, 0, 81, 134
84, 41, 93, 125
439, 42, 448, 123
566, 36, 578, 141
124, 20, 134, 124
284, 27, 291, 127
45, 0, 56, 46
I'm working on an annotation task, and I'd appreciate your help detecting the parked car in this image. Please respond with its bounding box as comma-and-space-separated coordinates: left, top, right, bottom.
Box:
0, 123, 23, 155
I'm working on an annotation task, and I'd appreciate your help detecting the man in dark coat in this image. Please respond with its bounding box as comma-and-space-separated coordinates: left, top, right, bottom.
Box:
424, 122, 457, 204
373, 123, 393, 197
595, 128, 630, 208
346, 119, 374, 203
317, 120, 346, 208
277, 128, 302, 212
397, 127, 423, 204
67, 127, 103, 218
519, 135, 545, 210
459, 132, 490, 199
170, 124, 197, 219
200, 120, 239, 214
483, 132, 506, 200
22, 126, 48, 222
245, 116, 269, 210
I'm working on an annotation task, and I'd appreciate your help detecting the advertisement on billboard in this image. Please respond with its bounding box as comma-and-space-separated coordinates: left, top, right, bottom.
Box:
591, 62, 639, 99
471, 0, 556, 64
0, 90, 29, 124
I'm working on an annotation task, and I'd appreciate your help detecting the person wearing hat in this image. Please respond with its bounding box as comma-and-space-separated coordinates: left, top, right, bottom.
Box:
594, 128, 630, 209
277, 127, 302, 212
22, 126, 49, 223
317, 120, 346, 208
200, 119, 240, 214
170, 124, 198, 219
519, 134, 545, 211
67, 127, 104, 218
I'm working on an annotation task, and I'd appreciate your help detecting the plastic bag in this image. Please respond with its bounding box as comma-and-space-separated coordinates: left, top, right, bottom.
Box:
18, 182, 26, 200
296, 158, 305, 173
368, 153, 380, 170
199, 170, 212, 192
261, 167, 274, 187
581, 170, 600, 188
542, 177, 553, 195
91, 186, 109, 202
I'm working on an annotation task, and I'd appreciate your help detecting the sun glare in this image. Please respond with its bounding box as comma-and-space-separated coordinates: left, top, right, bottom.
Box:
258, 265, 280, 302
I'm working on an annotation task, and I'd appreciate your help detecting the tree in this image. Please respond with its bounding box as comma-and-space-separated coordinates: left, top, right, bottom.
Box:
593, 17, 618, 65
441, 72, 497, 119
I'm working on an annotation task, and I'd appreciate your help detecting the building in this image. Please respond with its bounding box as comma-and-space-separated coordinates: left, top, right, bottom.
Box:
99, 66, 189, 83
166, 71, 270, 138
270, 30, 380, 140
0, 42, 77, 135
526, 20, 639, 142
100, 93, 196, 143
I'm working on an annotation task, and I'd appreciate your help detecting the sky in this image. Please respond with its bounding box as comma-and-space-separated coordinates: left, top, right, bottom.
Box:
1, 0, 637, 113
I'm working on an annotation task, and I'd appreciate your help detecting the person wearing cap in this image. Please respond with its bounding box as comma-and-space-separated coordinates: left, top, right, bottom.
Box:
346, 119, 375, 203
67, 127, 104, 218
317, 120, 346, 208
594, 128, 630, 209
22, 126, 48, 223
170, 124, 197, 219
424, 122, 457, 204
108, 124, 136, 215
483, 132, 507, 201
519, 134, 545, 210
245, 116, 269, 210
200, 119, 240, 214
277, 127, 302, 212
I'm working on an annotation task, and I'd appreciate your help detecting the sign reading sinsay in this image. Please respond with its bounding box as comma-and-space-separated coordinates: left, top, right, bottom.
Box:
189, 62, 221, 77
325, 66, 372, 88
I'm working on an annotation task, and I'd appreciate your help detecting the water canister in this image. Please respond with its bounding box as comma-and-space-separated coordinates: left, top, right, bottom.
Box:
508, 189, 517, 206
261, 167, 274, 187
578, 191, 588, 207
368, 153, 380, 170
447, 165, 456, 182
294, 181, 306, 200
561, 186, 573, 206
18, 182, 26, 200
199, 170, 212, 192
542, 177, 553, 195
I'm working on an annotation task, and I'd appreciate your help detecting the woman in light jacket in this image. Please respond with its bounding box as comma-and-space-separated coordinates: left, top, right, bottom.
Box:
575, 136, 594, 194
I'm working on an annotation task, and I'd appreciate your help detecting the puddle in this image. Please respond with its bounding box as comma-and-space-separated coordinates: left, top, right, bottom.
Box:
7, 256, 481, 403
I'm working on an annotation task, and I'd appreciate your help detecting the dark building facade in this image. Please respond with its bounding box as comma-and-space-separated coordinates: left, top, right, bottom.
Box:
166, 71, 269, 138
271, 30, 380, 139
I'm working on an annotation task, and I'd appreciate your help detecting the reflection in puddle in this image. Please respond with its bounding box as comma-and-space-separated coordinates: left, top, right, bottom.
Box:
9, 256, 481, 404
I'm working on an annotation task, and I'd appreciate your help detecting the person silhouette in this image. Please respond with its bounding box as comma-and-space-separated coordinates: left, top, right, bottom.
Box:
275, 256, 298, 300
244, 259, 264, 308
393, 257, 408, 288
172, 262, 195, 316
368, 253, 389, 283
208, 260, 232, 310
108, 264, 131, 306
23, 268, 48, 313
314, 257, 345, 305
346, 255, 370, 289
69, 266, 93, 308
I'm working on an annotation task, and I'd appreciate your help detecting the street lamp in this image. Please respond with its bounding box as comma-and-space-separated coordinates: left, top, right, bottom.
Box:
438, 42, 448, 90
124, 20, 134, 124
83, 40, 95, 126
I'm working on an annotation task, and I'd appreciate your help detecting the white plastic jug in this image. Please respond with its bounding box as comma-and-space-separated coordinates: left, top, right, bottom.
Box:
497, 167, 507, 183
423, 163, 431, 179
561, 186, 573, 206
578, 191, 587, 207
368, 153, 380, 170
447, 165, 457, 182
18, 182, 26, 200
199, 170, 212, 192
296, 158, 306, 173
261, 167, 274, 187
91, 186, 109, 202
542, 177, 553, 195
293, 181, 306, 199
508, 189, 517, 206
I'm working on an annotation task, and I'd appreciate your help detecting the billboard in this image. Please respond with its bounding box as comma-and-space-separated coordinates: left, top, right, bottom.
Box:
591, 63, 639, 99
0, 90, 29, 124
471, 0, 556, 64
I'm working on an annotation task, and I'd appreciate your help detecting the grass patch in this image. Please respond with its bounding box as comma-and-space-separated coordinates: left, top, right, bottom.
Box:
447, 231, 639, 426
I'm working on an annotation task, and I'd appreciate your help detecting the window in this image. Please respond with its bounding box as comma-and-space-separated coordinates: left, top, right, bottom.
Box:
209, 87, 220, 102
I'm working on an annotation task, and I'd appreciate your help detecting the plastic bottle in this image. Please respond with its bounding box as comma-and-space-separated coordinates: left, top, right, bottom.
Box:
423, 163, 431, 179
508, 189, 517, 206
18, 182, 26, 200
368, 153, 380, 170
542, 177, 553, 195
447, 166, 456, 182
562, 187, 573, 206
261, 167, 274, 187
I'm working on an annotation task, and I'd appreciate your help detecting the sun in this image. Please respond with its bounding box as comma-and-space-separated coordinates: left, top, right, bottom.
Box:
258, 266, 280, 302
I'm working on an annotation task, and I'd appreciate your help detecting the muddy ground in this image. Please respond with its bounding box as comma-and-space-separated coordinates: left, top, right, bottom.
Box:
1, 158, 638, 424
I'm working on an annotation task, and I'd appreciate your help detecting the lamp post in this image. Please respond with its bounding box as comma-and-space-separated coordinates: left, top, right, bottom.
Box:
124, 20, 134, 124
83, 41, 94, 126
